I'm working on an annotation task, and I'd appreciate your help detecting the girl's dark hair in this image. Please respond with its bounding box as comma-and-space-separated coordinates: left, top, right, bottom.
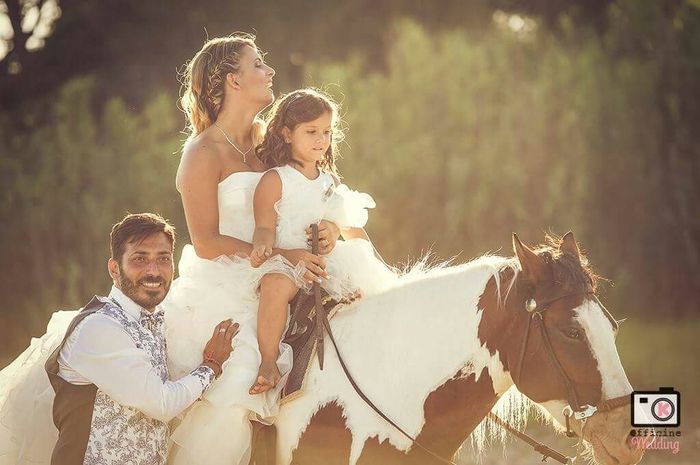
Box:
110, 213, 175, 263
256, 88, 343, 174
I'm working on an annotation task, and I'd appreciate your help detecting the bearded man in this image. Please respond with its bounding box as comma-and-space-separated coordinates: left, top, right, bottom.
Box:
45, 213, 238, 465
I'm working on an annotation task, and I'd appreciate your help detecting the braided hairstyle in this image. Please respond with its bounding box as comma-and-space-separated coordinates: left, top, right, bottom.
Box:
256, 88, 343, 175
180, 33, 265, 143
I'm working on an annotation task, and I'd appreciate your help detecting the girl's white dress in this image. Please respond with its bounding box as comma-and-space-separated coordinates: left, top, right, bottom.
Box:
0, 166, 397, 465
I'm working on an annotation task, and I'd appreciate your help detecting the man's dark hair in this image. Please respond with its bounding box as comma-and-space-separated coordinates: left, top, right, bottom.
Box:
110, 213, 176, 263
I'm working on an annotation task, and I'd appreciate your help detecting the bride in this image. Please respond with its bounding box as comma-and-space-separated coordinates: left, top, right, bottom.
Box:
160, 34, 345, 465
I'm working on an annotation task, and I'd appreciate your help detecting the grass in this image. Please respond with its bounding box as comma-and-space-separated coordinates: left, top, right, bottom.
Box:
616, 317, 700, 427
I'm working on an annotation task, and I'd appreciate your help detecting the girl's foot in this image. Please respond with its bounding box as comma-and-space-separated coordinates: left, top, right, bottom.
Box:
249, 360, 281, 395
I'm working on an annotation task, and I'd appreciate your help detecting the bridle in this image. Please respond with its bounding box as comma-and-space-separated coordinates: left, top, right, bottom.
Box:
513, 287, 631, 438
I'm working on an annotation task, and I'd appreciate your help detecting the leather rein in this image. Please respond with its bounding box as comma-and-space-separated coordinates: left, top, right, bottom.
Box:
308, 226, 628, 464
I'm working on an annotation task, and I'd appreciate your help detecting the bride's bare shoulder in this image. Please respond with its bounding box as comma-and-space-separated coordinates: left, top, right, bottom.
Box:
176, 131, 223, 192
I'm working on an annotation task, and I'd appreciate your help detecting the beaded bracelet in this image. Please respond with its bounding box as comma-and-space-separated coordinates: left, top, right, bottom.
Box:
203, 358, 223, 379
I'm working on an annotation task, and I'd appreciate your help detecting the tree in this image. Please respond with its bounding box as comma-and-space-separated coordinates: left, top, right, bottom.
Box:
0, 0, 61, 74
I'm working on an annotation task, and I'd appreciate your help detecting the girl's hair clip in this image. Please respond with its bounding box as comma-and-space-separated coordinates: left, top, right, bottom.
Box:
286, 92, 303, 104
322, 183, 335, 201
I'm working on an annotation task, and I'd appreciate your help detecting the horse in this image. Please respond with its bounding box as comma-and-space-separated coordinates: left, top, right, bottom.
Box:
273, 232, 643, 465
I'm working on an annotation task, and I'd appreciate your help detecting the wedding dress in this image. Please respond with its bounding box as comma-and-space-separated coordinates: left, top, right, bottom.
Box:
165, 166, 397, 464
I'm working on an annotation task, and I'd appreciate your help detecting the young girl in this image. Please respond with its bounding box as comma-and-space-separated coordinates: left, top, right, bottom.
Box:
248, 88, 397, 394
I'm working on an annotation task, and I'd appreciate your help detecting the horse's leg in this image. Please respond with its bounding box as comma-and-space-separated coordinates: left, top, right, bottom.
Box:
249, 422, 277, 465
290, 404, 352, 465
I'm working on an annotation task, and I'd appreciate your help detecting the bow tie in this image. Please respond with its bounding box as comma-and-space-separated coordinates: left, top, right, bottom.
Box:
140, 310, 164, 332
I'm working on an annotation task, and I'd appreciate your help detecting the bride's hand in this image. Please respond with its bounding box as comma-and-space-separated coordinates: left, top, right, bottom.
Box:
281, 249, 328, 283
306, 220, 340, 255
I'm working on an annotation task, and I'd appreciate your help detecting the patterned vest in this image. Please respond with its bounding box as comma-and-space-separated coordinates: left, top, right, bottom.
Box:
46, 296, 170, 465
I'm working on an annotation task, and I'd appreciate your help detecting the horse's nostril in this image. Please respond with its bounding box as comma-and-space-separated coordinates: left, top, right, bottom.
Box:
626, 429, 648, 457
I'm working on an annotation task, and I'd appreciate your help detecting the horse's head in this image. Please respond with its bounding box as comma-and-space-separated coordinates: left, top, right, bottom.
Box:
503, 232, 642, 465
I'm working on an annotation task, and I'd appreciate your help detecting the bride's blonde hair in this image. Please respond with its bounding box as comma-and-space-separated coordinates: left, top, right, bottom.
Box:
180, 33, 265, 144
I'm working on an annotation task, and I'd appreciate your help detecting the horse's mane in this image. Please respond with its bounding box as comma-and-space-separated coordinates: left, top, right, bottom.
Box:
463, 387, 533, 459
534, 233, 600, 293
498, 233, 601, 312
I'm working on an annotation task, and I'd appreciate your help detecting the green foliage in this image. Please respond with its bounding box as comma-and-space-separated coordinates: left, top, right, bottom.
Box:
0, 77, 186, 362
616, 317, 700, 426
307, 18, 691, 318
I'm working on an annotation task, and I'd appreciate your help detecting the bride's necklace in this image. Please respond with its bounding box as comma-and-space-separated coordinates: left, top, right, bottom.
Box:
213, 123, 252, 163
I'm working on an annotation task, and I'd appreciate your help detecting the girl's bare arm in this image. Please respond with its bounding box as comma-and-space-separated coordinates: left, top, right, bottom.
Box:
251, 171, 282, 266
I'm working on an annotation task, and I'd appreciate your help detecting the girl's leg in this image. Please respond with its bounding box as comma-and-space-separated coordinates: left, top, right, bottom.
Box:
250, 273, 298, 394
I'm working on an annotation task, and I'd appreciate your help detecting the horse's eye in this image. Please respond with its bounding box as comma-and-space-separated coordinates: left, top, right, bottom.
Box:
566, 328, 582, 340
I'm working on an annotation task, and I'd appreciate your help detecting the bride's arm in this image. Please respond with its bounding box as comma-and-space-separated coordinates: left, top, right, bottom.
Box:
176, 141, 254, 260
340, 227, 390, 267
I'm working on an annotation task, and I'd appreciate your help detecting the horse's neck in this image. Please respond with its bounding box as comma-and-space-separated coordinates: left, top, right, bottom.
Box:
412, 370, 502, 459
332, 257, 516, 455
338, 260, 508, 384
413, 265, 523, 458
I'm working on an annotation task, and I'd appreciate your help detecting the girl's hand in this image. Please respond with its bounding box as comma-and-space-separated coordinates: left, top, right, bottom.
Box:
307, 220, 340, 255
281, 249, 328, 284
250, 244, 272, 268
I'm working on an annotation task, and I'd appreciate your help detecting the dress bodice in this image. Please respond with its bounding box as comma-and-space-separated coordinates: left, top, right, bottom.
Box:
272, 165, 336, 250
216, 167, 372, 250
217, 171, 264, 241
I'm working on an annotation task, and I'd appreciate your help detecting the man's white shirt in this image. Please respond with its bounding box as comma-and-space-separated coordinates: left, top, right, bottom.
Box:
57, 285, 213, 423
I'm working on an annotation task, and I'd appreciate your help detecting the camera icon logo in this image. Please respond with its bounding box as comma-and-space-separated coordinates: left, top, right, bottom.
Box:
631, 387, 680, 427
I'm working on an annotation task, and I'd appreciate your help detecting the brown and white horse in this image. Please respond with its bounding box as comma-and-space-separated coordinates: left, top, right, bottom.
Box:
274, 232, 643, 465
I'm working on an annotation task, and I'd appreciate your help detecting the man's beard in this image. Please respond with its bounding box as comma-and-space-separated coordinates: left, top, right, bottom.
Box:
117, 271, 171, 309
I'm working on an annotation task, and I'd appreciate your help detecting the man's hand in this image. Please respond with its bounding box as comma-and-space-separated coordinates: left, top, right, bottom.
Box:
250, 244, 272, 268
202, 319, 239, 377
307, 220, 340, 255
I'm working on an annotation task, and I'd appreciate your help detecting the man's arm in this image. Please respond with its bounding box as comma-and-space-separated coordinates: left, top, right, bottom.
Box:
62, 315, 222, 423
340, 227, 390, 265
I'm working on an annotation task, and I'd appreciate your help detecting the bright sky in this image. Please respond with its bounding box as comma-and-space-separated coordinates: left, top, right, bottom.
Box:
0, 5, 533, 65
0, 0, 61, 60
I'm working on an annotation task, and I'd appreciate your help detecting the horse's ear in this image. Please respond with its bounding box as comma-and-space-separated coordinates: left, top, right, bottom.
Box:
559, 231, 581, 265
513, 233, 548, 284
